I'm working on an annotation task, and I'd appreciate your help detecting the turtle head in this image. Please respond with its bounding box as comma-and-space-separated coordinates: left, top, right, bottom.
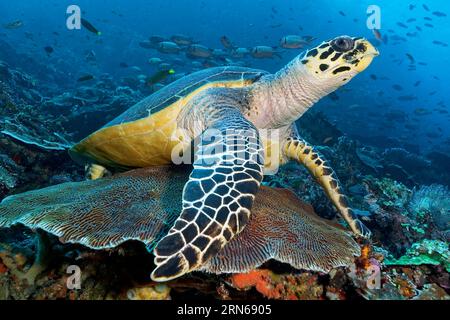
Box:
300, 36, 379, 88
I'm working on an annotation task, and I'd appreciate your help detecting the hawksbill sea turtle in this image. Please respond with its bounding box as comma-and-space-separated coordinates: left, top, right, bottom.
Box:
46, 36, 378, 281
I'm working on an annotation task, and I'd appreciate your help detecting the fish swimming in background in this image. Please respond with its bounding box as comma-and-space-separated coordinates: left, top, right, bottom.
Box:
372, 29, 383, 41
269, 23, 283, 28
170, 34, 195, 46
432, 11, 447, 17
4, 20, 23, 29
77, 74, 95, 82
157, 41, 181, 54
423, 4, 430, 11
432, 40, 448, 47
119, 62, 128, 68
406, 53, 415, 64
148, 57, 163, 65
220, 36, 234, 50
44, 46, 54, 55
398, 95, 417, 101
280, 35, 309, 49
81, 18, 101, 36
186, 44, 213, 58
146, 69, 175, 85
328, 92, 339, 101
251, 46, 282, 59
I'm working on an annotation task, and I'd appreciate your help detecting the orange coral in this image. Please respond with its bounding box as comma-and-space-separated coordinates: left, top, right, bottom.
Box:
230, 270, 283, 299
230, 270, 324, 300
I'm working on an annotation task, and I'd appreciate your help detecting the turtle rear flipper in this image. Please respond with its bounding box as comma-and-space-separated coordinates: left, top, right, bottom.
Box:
152, 107, 264, 281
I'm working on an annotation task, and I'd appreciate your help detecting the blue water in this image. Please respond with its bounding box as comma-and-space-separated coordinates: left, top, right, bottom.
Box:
1, 0, 449, 154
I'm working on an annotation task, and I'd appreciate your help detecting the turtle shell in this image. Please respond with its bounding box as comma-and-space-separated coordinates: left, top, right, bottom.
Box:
69, 66, 268, 169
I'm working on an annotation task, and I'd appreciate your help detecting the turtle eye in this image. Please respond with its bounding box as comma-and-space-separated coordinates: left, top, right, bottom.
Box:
331, 36, 355, 52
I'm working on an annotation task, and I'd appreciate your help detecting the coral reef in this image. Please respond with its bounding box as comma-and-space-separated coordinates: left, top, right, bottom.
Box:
385, 240, 449, 272
408, 185, 450, 232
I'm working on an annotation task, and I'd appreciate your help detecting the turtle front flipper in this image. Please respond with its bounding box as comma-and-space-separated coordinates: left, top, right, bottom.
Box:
152, 107, 264, 281
283, 136, 371, 239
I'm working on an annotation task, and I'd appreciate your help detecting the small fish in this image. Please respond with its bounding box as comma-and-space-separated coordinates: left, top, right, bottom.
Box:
423, 4, 430, 12
424, 17, 433, 21
157, 41, 181, 54
148, 57, 163, 65
328, 92, 339, 101
220, 36, 234, 50
251, 46, 282, 59
146, 69, 175, 85
397, 22, 408, 28
186, 44, 212, 58
370, 74, 377, 80
44, 46, 54, 55
231, 47, 250, 58
170, 34, 195, 46
372, 29, 383, 42
433, 11, 447, 17
81, 18, 101, 36
339, 11, 346, 16
323, 137, 333, 144
119, 62, 128, 68
4, 20, 23, 29
398, 95, 417, 101
406, 53, 415, 64
414, 80, 421, 87
77, 74, 95, 82
392, 84, 403, 91
409, 4, 416, 10
407, 18, 417, 22
269, 23, 283, 28
280, 35, 309, 49
424, 23, 434, 28
432, 40, 448, 47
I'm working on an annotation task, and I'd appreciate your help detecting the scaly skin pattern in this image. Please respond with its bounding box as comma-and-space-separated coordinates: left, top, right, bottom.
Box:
283, 136, 372, 238
153, 89, 265, 281
155, 37, 378, 281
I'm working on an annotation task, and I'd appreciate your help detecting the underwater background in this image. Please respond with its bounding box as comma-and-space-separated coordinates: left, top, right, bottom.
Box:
0, 0, 449, 300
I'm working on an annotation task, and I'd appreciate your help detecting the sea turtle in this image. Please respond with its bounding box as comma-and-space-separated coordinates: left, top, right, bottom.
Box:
69, 35, 379, 281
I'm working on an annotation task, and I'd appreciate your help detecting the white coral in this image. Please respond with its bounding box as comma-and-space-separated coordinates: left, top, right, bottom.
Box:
408, 184, 450, 230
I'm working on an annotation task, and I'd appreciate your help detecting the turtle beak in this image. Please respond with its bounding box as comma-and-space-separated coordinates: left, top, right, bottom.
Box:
355, 39, 379, 73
